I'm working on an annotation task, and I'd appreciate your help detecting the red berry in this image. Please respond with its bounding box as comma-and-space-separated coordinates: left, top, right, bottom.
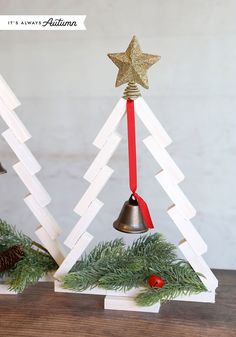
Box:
148, 274, 165, 288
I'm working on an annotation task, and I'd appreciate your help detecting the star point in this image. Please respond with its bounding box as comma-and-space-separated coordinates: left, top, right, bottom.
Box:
108, 36, 160, 89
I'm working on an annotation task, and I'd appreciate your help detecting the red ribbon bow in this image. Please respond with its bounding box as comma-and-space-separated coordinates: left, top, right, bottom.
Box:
126, 99, 154, 229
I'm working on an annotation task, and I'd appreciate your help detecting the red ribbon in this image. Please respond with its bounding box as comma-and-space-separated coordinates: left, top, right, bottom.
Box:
126, 99, 154, 229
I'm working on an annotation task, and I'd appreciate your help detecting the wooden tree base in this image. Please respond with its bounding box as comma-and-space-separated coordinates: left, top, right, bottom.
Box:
54, 280, 215, 312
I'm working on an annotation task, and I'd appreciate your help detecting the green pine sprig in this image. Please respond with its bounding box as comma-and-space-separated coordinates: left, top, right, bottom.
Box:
0, 219, 58, 292
62, 233, 207, 306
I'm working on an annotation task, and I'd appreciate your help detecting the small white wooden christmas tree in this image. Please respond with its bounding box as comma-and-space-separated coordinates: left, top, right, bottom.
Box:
54, 36, 218, 313
0, 74, 65, 294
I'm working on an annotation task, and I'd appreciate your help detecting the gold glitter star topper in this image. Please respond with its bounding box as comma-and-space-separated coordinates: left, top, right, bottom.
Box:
108, 36, 160, 98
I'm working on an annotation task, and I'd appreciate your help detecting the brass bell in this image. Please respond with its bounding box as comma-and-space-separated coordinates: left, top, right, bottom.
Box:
113, 195, 148, 234
0, 162, 7, 175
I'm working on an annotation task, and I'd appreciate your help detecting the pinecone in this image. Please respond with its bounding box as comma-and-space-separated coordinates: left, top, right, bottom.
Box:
0, 245, 24, 272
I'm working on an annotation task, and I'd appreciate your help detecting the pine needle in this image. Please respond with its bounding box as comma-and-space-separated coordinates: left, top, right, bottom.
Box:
62, 233, 207, 306
0, 219, 58, 292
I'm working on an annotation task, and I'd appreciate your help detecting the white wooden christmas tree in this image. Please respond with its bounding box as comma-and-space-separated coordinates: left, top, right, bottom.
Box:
0, 74, 65, 294
54, 36, 218, 313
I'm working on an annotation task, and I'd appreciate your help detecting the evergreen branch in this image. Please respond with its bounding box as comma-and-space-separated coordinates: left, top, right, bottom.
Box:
0, 219, 31, 252
128, 234, 176, 263
62, 234, 207, 306
71, 238, 125, 271
7, 249, 56, 292
136, 282, 206, 306
0, 219, 58, 292
136, 260, 206, 305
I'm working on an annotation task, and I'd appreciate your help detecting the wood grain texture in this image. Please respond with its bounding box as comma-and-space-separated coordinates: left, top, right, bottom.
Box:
0, 270, 235, 337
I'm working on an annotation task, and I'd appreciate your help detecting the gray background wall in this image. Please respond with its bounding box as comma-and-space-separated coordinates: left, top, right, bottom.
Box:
0, 0, 235, 269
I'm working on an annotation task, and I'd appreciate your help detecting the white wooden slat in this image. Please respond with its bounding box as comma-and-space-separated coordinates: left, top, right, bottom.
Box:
104, 296, 160, 312
0, 98, 31, 143
13, 162, 51, 207
179, 240, 218, 291
93, 98, 126, 149
55, 282, 141, 297
0, 74, 21, 110
74, 165, 113, 216
2, 128, 41, 175
65, 198, 103, 249
84, 132, 121, 183
24, 194, 61, 240
135, 97, 172, 148
35, 227, 65, 266
54, 284, 138, 297
54, 232, 93, 279
54, 280, 107, 295
0, 284, 17, 295
156, 170, 196, 220
173, 290, 215, 303
143, 135, 184, 184
55, 282, 215, 303
168, 205, 207, 256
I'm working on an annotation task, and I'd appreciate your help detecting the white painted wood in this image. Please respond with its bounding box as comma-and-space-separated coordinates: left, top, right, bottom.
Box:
54, 232, 93, 279
135, 97, 172, 148
156, 170, 196, 219
104, 296, 161, 312
0, 98, 31, 143
55, 281, 215, 303
0, 284, 17, 295
74, 165, 113, 216
93, 98, 126, 149
143, 135, 184, 184
173, 290, 215, 303
168, 205, 207, 256
0, 273, 57, 294
54, 283, 139, 297
103, 288, 141, 297
179, 240, 218, 291
54, 280, 108, 295
24, 194, 61, 239
55, 282, 142, 297
35, 227, 65, 266
0, 76, 65, 275
13, 162, 51, 207
53, 94, 217, 309
84, 132, 122, 183
65, 198, 103, 249
2, 128, 41, 175
0, 74, 21, 110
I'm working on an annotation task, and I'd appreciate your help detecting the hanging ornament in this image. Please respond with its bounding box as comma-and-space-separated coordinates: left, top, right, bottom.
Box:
109, 36, 160, 233
0, 245, 24, 272
148, 274, 165, 288
113, 194, 148, 234
0, 162, 7, 175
